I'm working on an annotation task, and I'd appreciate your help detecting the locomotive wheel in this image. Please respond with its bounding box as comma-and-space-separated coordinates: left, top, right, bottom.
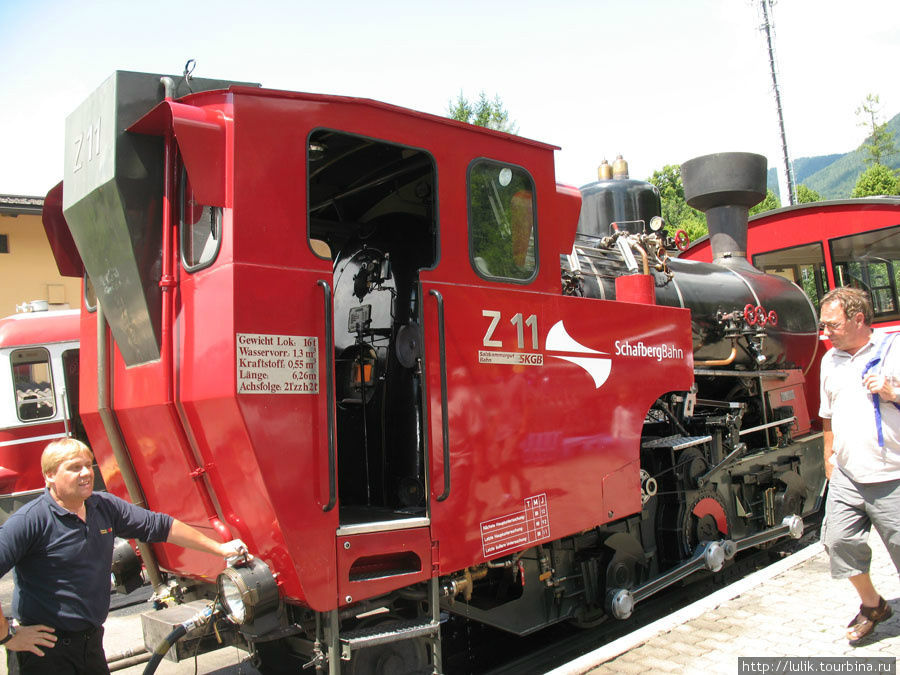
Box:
571, 532, 645, 629
774, 471, 807, 521
681, 492, 730, 556
604, 532, 645, 591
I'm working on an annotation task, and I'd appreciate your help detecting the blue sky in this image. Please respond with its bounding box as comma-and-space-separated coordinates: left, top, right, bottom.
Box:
0, 0, 896, 196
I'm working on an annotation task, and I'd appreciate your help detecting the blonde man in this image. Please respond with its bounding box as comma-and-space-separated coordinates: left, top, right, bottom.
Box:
0, 438, 247, 674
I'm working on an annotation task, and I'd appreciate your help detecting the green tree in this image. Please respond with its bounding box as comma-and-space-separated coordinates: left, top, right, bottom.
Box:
852, 163, 900, 197
646, 165, 707, 243
749, 189, 781, 216
448, 91, 518, 133
796, 184, 821, 203
856, 94, 897, 167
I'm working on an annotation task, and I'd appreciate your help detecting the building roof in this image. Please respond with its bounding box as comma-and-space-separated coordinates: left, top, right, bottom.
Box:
0, 195, 44, 216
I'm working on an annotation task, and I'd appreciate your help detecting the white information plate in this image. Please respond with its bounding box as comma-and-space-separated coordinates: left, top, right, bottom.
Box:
236, 333, 319, 394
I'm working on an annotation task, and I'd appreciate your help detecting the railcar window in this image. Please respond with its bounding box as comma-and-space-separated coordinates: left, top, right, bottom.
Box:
468, 160, 537, 282
11, 348, 55, 422
830, 224, 900, 318
752, 242, 828, 310
180, 167, 222, 271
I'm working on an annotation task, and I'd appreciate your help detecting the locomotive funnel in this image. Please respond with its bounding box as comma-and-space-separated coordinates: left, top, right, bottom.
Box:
681, 152, 767, 266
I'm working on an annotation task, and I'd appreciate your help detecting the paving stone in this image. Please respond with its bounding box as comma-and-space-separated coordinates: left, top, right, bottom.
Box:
634, 655, 682, 672
627, 645, 676, 661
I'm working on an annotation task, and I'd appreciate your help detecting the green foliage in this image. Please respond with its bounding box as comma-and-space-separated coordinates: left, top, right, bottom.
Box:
796, 184, 821, 203
646, 165, 707, 241
448, 91, 518, 133
852, 163, 900, 197
768, 112, 900, 200
856, 94, 897, 167
749, 189, 781, 216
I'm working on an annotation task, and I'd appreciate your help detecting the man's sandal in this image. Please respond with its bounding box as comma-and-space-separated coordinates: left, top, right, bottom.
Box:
847, 597, 893, 643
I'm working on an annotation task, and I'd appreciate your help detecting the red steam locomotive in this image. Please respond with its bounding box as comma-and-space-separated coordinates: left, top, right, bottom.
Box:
41, 71, 826, 673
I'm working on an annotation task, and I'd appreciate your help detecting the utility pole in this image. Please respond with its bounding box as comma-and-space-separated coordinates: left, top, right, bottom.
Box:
758, 0, 796, 205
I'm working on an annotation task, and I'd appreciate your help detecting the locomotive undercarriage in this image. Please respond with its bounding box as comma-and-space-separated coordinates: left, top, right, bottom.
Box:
249, 379, 823, 673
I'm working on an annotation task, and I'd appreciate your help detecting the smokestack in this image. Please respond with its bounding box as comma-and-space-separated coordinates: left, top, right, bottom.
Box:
681, 152, 767, 266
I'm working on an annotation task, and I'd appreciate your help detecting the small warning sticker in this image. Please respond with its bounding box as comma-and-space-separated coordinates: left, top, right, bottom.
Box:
236, 333, 319, 394
480, 494, 550, 557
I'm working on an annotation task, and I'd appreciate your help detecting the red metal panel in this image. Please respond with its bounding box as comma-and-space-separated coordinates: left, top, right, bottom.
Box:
0, 311, 80, 348
0, 421, 66, 493
41, 182, 84, 278
421, 282, 693, 575
336, 528, 432, 607
229, 92, 567, 293
178, 262, 339, 610
764, 369, 812, 436
129, 98, 230, 207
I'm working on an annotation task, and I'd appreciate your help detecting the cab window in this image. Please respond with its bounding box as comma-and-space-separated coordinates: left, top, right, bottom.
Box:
11, 348, 55, 422
180, 167, 222, 271
468, 160, 536, 282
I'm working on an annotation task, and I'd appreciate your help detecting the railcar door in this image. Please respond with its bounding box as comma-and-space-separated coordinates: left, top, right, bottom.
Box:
307, 129, 437, 534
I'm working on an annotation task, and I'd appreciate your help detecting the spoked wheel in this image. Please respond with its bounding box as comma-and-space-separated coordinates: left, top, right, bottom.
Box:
681, 492, 730, 556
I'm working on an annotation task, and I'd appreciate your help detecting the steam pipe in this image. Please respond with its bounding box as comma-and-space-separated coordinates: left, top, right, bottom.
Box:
695, 343, 738, 368
159, 77, 177, 406
97, 304, 165, 592
634, 242, 649, 276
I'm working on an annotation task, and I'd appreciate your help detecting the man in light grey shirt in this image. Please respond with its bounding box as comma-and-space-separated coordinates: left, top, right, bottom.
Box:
819, 287, 900, 643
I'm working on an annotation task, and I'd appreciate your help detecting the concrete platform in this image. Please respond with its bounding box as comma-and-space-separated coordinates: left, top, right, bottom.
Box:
551, 534, 900, 674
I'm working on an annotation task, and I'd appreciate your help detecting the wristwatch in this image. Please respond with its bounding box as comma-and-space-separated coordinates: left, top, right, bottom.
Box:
0, 620, 17, 645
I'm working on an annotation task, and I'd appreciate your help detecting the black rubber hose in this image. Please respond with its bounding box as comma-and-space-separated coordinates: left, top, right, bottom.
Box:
142, 624, 188, 675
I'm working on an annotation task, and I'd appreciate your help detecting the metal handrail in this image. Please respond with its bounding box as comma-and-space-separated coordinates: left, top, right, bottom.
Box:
318, 280, 337, 512
429, 289, 451, 502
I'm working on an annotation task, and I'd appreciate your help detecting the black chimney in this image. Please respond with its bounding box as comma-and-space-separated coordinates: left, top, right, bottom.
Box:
681, 152, 767, 266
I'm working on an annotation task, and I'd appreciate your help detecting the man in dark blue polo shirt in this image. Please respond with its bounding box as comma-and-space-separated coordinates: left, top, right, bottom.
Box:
0, 438, 248, 674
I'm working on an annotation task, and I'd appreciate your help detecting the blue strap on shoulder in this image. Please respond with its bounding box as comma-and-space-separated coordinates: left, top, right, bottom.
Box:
862, 332, 900, 448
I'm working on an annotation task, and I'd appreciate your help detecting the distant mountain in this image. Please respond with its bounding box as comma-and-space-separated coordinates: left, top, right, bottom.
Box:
767, 112, 900, 200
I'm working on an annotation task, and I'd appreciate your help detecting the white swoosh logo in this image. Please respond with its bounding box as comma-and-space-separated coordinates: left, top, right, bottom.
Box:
545, 321, 612, 389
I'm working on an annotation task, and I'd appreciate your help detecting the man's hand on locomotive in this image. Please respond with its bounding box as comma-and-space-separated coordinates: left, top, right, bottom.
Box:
863, 373, 898, 402
0, 616, 57, 655
220, 538, 252, 566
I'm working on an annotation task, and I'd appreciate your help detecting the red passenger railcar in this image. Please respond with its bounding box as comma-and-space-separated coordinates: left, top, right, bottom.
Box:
43, 73, 826, 673
0, 309, 83, 520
